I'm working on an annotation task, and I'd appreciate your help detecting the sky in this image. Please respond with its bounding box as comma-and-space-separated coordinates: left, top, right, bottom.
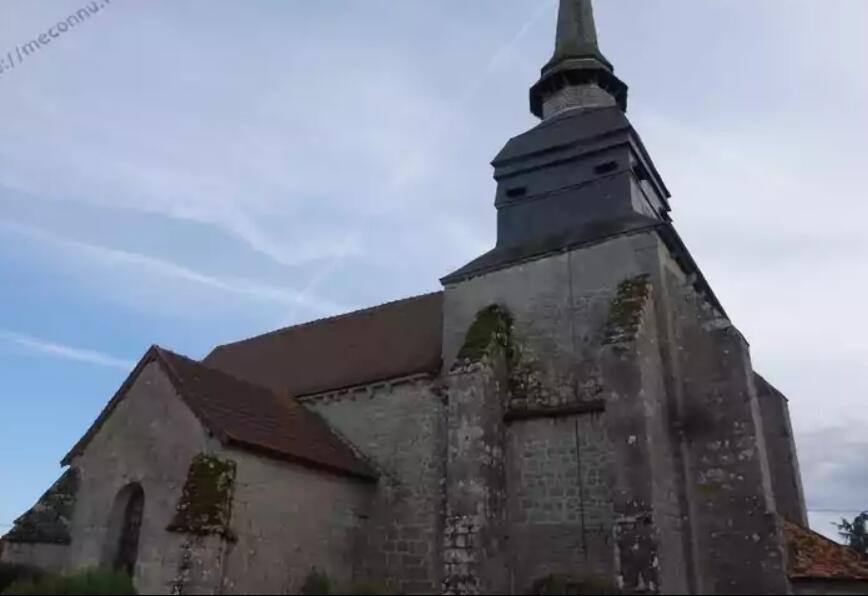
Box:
0, 0, 866, 543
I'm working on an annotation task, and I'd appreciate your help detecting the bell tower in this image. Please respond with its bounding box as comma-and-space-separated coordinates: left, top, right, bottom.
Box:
530, 0, 627, 117
444, 0, 672, 283
441, 1, 797, 594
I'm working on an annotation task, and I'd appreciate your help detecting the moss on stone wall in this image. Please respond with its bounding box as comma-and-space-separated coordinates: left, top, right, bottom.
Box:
455, 305, 515, 366
4, 469, 78, 545
454, 304, 554, 415
603, 275, 651, 346
167, 454, 236, 538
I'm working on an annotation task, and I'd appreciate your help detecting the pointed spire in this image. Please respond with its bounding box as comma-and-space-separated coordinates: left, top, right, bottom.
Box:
529, 0, 627, 119
546, 0, 611, 72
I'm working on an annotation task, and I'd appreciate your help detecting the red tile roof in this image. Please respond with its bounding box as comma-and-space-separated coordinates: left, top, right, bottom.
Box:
62, 346, 376, 481
204, 292, 443, 396
785, 519, 868, 581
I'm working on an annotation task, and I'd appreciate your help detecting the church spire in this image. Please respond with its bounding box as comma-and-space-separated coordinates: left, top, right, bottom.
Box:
529, 0, 628, 119
549, 0, 609, 70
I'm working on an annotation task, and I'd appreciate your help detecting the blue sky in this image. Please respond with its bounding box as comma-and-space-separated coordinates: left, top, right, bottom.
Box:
1, 1, 866, 542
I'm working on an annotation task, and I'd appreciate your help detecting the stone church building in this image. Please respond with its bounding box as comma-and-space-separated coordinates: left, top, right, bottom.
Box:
4, 1, 866, 594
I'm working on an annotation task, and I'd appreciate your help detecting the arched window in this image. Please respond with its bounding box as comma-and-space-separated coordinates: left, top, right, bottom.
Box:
102, 482, 145, 575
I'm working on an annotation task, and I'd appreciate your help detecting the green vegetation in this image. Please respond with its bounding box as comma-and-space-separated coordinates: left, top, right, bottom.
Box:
300, 568, 331, 595
530, 573, 620, 595
299, 568, 395, 595
3, 469, 78, 545
454, 304, 548, 412
455, 304, 514, 365
0, 564, 44, 594
167, 453, 236, 537
603, 274, 651, 347
837, 511, 868, 557
1, 569, 135, 595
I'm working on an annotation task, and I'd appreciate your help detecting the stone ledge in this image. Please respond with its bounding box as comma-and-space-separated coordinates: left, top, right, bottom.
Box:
504, 399, 605, 422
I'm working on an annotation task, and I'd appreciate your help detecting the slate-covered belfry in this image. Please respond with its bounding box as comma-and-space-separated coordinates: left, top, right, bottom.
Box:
4, 2, 835, 594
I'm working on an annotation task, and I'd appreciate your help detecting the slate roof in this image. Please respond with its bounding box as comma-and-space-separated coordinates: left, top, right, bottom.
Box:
785, 519, 868, 581
441, 216, 727, 319
62, 346, 376, 482
204, 292, 444, 396
442, 214, 659, 284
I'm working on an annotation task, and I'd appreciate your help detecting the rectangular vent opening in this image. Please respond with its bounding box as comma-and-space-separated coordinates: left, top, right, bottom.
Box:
594, 161, 619, 175
506, 186, 527, 198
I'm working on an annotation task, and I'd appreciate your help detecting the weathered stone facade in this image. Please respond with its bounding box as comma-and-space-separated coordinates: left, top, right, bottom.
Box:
2, 1, 826, 594
62, 360, 210, 594
218, 447, 373, 594
302, 378, 446, 595
0, 232, 815, 596
1, 217, 813, 596
0, 360, 376, 594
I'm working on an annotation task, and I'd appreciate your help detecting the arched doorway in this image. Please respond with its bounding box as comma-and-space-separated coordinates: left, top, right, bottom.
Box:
102, 482, 145, 575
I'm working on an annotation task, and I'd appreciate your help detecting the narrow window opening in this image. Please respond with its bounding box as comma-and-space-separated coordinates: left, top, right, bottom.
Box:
633, 161, 651, 182
102, 482, 145, 576
594, 161, 618, 175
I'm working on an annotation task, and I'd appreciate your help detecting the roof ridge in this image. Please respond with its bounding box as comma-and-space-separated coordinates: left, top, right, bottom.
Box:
149, 346, 235, 444
61, 345, 377, 481
785, 518, 868, 580
154, 346, 378, 480
208, 290, 443, 354
154, 345, 291, 398
61, 346, 161, 465
787, 518, 861, 550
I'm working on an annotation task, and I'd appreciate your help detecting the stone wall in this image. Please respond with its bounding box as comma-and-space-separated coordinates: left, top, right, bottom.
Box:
441, 229, 795, 593
756, 375, 809, 525
64, 361, 211, 595
599, 273, 688, 594
443, 234, 653, 408
664, 262, 791, 594
505, 413, 613, 593
0, 467, 79, 575
442, 232, 682, 593
57, 359, 379, 596
443, 312, 511, 595
304, 377, 446, 594
0, 543, 69, 574
219, 447, 373, 594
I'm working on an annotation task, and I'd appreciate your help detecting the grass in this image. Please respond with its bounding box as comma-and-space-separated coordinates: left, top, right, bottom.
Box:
0, 564, 44, 594
1, 569, 136, 595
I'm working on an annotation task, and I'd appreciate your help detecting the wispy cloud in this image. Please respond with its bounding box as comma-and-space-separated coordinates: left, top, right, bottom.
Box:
0, 329, 134, 370
286, 0, 555, 311
0, 220, 347, 316
798, 424, 868, 514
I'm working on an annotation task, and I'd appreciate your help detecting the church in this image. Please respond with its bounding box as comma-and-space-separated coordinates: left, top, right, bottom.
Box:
3, 2, 867, 594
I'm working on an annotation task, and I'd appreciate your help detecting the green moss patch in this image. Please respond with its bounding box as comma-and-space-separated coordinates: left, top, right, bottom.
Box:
455, 304, 554, 412
167, 454, 236, 537
5, 469, 78, 545
455, 305, 515, 366
603, 275, 652, 346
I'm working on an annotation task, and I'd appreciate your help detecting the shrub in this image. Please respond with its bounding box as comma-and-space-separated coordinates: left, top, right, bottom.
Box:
1, 569, 136, 595
299, 569, 395, 595
0, 564, 44, 594
530, 573, 620, 595
300, 568, 331, 595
